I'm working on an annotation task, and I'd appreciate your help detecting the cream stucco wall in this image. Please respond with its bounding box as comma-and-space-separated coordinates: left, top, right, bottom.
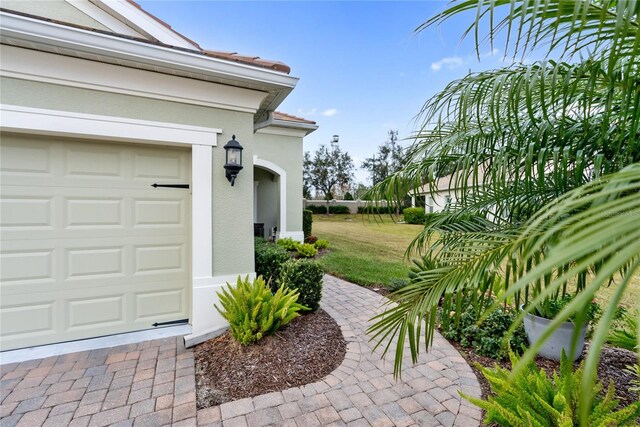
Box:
253, 132, 304, 235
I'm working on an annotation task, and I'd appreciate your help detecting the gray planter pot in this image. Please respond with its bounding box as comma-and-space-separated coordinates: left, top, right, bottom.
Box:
522, 307, 587, 361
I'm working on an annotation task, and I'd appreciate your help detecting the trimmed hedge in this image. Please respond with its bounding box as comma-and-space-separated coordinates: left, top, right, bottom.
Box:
329, 205, 350, 214
303, 209, 313, 238
254, 239, 290, 287
403, 207, 426, 224
305, 204, 327, 214
306, 204, 350, 214
276, 259, 323, 311
357, 206, 396, 214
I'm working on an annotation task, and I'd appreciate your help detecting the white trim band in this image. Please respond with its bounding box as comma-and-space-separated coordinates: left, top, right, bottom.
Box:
0, 104, 221, 146
278, 231, 305, 242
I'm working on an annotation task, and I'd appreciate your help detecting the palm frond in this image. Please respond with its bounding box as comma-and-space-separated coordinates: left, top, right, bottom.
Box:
368, 3, 639, 425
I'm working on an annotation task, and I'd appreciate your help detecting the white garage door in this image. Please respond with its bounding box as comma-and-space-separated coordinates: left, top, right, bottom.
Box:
0, 133, 191, 351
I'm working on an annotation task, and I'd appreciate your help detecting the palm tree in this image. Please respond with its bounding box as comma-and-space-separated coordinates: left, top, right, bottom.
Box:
367, 1, 639, 423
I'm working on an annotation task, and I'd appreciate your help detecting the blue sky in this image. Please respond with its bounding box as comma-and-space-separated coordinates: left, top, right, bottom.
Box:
138, 1, 511, 183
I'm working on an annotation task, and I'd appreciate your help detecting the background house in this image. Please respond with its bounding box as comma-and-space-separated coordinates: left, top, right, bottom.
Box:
0, 0, 316, 353
411, 175, 457, 213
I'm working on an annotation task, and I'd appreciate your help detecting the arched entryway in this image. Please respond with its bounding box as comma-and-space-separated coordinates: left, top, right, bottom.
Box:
253, 156, 287, 240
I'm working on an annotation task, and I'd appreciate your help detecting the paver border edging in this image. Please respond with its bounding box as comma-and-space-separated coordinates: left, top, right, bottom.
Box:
205, 275, 483, 426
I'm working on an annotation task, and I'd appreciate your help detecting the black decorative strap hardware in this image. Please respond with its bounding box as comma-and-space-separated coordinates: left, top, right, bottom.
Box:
152, 319, 189, 327
151, 183, 190, 189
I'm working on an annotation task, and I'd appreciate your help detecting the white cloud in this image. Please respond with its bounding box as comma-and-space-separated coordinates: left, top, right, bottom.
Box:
430, 56, 464, 72
481, 48, 500, 58
297, 108, 317, 116
322, 108, 338, 117
431, 49, 502, 72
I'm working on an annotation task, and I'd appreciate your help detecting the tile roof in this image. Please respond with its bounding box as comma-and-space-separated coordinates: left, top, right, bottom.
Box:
273, 112, 317, 125
203, 50, 291, 74
126, 0, 291, 74
127, 0, 291, 74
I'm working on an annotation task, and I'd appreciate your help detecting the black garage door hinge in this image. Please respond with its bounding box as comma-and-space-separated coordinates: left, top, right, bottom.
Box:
152, 319, 189, 327
151, 183, 190, 189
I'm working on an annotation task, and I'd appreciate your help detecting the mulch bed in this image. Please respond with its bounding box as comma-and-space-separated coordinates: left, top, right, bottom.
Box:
194, 309, 346, 409
194, 281, 637, 419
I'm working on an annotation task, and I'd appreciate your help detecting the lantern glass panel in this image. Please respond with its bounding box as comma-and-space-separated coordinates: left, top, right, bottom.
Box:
227, 148, 241, 165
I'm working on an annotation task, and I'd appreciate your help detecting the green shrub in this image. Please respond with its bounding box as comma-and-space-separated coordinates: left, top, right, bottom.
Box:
306, 204, 328, 214
607, 311, 638, 350
357, 206, 395, 214
314, 239, 329, 250
344, 192, 354, 200
438, 292, 527, 360
276, 259, 324, 311
625, 363, 640, 393
276, 237, 298, 251
303, 209, 313, 238
295, 242, 318, 258
402, 207, 426, 224
328, 205, 350, 214
464, 351, 640, 427
423, 211, 442, 224
215, 276, 307, 345
254, 240, 290, 285
388, 278, 409, 292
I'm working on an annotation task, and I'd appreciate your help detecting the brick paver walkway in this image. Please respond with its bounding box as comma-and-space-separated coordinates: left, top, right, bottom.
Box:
0, 275, 481, 426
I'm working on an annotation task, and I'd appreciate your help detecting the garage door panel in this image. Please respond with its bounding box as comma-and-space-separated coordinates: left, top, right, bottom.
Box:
65, 144, 124, 179
1, 280, 189, 348
66, 197, 123, 228
67, 295, 125, 331
0, 249, 55, 285
135, 288, 186, 321
134, 243, 186, 275
0, 300, 56, 338
0, 138, 54, 176
133, 150, 189, 181
1, 195, 187, 241
1, 134, 191, 351
133, 198, 185, 226
0, 196, 54, 229
66, 246, 125, 279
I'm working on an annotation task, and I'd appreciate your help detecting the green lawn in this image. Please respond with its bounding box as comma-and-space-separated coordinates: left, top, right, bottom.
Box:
312, 214, 424, 287
312, 214, 639, 310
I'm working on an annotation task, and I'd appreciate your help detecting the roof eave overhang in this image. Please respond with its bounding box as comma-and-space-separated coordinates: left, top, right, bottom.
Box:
0, 12, 298, 121
254, 112, 319, 137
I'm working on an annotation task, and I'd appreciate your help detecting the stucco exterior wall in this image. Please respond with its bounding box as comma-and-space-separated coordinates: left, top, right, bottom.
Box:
1, 76, 256, 278
253, 131, 304, 235
2, 0, 110, 30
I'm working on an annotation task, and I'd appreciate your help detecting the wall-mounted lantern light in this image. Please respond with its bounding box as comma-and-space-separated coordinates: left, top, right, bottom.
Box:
223, 135, 243, 186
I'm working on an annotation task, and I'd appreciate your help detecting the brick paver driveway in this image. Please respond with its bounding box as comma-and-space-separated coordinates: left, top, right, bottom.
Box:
0, 275, 481, 426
